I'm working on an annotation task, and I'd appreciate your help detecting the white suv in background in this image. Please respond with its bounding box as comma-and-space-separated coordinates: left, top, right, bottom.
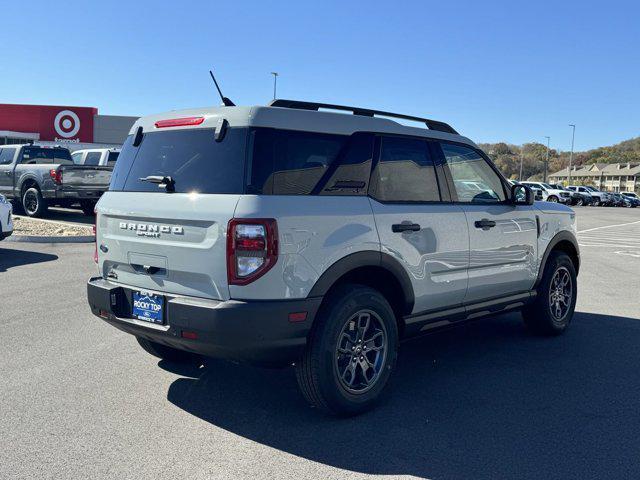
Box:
521, 181, 571, 203
0, 194, 13, 241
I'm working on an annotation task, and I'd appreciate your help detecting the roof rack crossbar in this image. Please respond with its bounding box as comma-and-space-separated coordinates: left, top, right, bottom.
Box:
268, 99, 458, 134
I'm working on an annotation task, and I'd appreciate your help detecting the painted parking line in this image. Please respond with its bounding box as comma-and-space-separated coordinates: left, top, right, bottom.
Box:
577, 219, 640, 233
577, 219, 640, 255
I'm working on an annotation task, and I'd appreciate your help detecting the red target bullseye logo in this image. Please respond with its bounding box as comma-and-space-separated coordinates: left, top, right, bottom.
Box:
54, 110, 81, 138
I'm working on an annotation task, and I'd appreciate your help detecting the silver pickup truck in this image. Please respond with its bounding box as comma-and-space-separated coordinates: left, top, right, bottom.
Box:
0, 144, 113, 217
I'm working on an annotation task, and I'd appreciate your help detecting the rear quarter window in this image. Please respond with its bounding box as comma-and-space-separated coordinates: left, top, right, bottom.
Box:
247, 128, 373, 196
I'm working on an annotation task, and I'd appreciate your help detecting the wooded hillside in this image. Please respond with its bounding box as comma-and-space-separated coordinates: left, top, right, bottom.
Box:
479, 136, 640, 180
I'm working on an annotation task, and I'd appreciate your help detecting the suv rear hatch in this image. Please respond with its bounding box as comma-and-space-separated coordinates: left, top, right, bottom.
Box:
96, 125, 248, 301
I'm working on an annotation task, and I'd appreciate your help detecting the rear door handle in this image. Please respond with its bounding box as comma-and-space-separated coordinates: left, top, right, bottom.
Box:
392, 223, 421, 233
474, 219, 496, 230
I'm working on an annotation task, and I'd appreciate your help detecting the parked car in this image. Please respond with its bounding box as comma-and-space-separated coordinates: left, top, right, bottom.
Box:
71, 148, 120, 167
566, 185, 595, 206
583, 186, 611, 206
548, 183, 590, 206
0, 194, 13, 241
610, 192, 635, 208
521, 181, 571, 203
87, 99, 580, 415
608, 193, 625, 207
621, 192, 640, 207
0, 145, 114, 217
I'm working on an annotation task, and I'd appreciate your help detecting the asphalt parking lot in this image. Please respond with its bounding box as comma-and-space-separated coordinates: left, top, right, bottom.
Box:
1, 207, 639, 480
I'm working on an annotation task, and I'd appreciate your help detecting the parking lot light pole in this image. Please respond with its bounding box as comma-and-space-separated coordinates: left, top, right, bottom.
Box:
519, 145, 524, 181
544, 136, 550, 183
568, 124, 576, 184
271, 72, 279, 100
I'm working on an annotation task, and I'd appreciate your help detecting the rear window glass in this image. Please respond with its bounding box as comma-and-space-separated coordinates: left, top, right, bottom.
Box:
84, 152, 102, 165
20, 147, 72, 164
110, 128, 247, 194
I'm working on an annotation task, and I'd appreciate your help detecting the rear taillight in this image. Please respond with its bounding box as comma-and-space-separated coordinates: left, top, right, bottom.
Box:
49, 169, 62, 185
227, 219, 278, 286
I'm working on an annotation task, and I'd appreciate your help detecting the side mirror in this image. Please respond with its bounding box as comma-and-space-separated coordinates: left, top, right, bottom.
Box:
511, 184, 534, 205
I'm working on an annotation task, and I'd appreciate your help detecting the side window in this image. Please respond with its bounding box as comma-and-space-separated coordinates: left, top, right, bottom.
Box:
0, 148, 16, 165
53, 148, 73, 165
71, 152, 84, 164
440, 143, 506, 203
369, 136, 440, 202
248, 128, 347, 195
84, 152, 102, 165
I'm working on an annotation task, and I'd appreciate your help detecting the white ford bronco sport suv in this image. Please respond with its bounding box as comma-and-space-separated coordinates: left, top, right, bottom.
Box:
87, 100, 580, 415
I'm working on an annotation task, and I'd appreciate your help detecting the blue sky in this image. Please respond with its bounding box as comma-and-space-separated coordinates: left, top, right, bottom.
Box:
1, 0, 638, 151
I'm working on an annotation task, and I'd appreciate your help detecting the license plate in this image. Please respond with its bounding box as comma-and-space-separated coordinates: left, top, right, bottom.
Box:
132, 291, 164, 324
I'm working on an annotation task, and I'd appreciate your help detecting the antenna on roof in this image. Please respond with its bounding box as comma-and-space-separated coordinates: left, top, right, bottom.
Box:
209, 70, 235, 107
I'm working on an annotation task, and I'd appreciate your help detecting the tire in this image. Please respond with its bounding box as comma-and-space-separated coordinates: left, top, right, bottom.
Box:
136, 337, 198, 363
547, 196, 558, 203
575, 198, 584, 206
522, 251, 577, 336
22, 187, 48, 217
593, 199, 600, 206
81, 202, 96, 216
295, 284, 399, 416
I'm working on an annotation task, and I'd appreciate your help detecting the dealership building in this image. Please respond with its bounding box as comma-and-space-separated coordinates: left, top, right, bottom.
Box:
0, 104, 138, 151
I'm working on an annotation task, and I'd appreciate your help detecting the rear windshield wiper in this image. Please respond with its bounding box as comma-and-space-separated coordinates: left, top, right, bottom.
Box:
139, 175, 175, 192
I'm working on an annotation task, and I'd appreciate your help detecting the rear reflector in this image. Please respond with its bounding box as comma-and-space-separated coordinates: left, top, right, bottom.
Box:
181, 331, 198, 340
288, 312, 307, 323
92, 223, 98, 263
155, 117, 205, 128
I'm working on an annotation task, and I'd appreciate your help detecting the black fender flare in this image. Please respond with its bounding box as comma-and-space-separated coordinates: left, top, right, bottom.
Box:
17, 174, 42, 198
534, 230, 580, 288
308, 251, 415, 314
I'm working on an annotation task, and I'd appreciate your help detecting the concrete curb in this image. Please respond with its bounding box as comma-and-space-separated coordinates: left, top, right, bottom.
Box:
5, 235, 95, 244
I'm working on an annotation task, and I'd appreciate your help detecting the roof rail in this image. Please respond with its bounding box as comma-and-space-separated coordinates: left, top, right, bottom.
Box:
268, 99, 458, 135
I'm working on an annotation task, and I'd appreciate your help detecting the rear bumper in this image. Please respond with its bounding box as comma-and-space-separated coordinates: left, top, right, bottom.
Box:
87, 277, 322, 366
45, 188, 105, 201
